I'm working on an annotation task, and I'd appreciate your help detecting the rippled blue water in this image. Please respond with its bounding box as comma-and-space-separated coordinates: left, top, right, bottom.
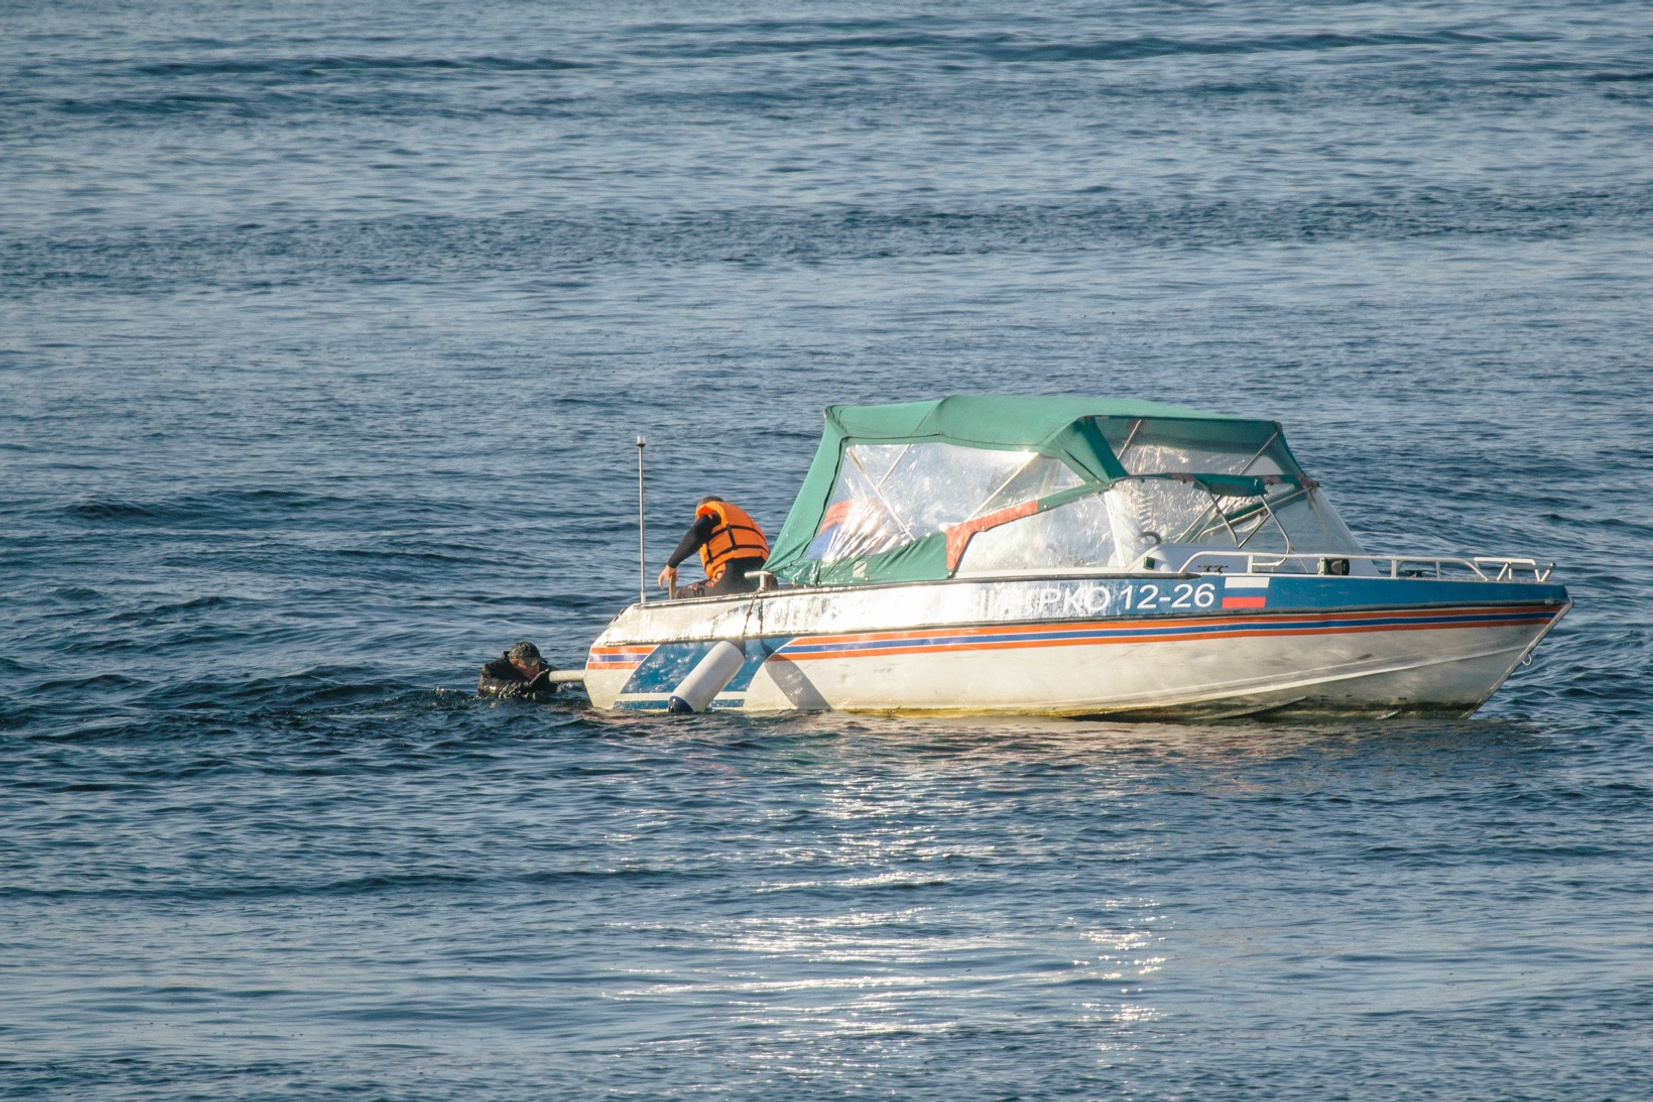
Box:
4, 2, 1652, 1097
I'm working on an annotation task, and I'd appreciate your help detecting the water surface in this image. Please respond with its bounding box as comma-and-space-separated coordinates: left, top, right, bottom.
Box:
3, 1, 1651, 1097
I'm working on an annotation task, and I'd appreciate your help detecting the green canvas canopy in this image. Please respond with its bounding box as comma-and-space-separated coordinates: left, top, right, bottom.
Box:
764, 396, 1312, 587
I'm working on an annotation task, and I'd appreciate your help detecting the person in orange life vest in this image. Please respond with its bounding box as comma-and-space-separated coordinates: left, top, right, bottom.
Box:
656, 495, 770, 599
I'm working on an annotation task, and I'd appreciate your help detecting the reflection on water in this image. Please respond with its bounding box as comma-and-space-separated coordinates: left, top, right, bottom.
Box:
686, 708, 1558, 777
521, 707, 1575, 1088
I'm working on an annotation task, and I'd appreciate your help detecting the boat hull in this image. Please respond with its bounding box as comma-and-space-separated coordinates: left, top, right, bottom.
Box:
585, 574, 1568, 718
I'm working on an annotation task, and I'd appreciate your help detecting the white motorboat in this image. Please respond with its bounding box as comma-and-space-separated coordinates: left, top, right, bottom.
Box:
583, 397, 1569, 718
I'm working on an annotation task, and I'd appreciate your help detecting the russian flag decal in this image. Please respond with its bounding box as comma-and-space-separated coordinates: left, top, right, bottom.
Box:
1222, 575, 1269, 609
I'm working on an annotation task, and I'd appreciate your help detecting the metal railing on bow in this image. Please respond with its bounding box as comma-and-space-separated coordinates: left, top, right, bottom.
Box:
1178, 551, 1555, 583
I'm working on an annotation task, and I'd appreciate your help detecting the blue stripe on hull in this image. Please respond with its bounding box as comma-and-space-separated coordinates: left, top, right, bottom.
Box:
776, 608, 1555, 657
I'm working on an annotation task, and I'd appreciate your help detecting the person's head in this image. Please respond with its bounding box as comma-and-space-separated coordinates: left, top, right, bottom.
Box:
697, 495, 724, 507
506, 640, 543, 675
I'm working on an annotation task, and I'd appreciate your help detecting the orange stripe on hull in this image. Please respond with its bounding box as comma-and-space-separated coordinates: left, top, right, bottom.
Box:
794, 606, 1543, 649
588, 644, 656, 672
784, 614, 1552, 661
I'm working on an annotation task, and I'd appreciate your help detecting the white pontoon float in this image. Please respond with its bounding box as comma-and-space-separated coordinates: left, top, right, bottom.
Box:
582, 397, 1568, 718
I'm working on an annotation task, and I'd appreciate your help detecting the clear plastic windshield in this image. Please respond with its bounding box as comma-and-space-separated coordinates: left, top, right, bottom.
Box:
1101, 419, 1295, 478
956, 493, 1118, 573
957, 477, 1363, 575
1107, 477, 1363, 560
805, 443, 1083, 565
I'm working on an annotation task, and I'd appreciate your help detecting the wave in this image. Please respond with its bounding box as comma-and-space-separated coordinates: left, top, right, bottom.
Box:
32, 672, 149, 693
105, 595, 238, 622
62, 489, 358, 527
133, 667, 426, 709
0, 863, 689, 904
1586, 70, 1653, 83
0, 695, 34, 729
130, 55, 583, 77
981, 29, 1547, 64
11, 186, 1653, 297
631, 25, 1554, 62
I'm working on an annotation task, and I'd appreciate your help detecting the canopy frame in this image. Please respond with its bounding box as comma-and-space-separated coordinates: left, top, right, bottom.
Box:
764, 396, 1328, 587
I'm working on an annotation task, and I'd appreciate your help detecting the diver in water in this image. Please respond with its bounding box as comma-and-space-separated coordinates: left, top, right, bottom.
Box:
478, 640, 558, 701
657, 495, 770, 599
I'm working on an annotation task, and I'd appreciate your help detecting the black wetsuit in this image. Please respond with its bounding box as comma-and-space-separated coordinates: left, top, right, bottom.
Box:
478, 657, 557, 701
668, 514, 765, 596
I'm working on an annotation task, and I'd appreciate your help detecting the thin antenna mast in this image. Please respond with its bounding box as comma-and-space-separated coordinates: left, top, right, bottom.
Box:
636, 435, 647, 605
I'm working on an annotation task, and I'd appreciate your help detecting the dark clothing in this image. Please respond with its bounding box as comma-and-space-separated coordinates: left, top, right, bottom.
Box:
666, 514, 720, 570
478, 657, 557, 701
677, 557, 762, 598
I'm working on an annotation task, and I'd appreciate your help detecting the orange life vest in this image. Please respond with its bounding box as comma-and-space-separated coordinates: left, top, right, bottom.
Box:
696, 500, 769, 580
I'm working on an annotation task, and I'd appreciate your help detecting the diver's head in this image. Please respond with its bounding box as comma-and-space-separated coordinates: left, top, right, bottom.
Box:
506, 640, 543, 673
